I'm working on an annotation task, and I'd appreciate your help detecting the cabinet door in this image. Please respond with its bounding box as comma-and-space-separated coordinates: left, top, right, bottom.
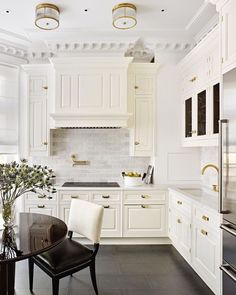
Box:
100, 204, 121, 237
29, 75, 48, 156
134, 98, 153, 156
221, 0, 236, 73
134, 74, 154, 95
124, 204, 166, 237
197, 90, 207, 136
192, 222, 220, 294
184, 97, 195, 138
177, 213, 192, 262
213, 83, 220, 134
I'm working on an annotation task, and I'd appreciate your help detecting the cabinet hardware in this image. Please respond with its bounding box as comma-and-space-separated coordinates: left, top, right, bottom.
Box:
190, 130, 197, 134
43, 86, 48, 90
71, 195, 79, 199
189, 76, 197, 82
103, 205, 110, 209
102, 195, 110, 199
38, 195, 46, 199
201, 229, 208, 236
177, 201, 182, 205
37, 205, 45, 208
141, 205, 148, 208
141, 195, 150, 198
221, 57, 224, 64
42, 142, 48, 146
177, 219, 181, 224
134, 86, 139, 89
71, 154, 90, 166
202, 215, 209, 221
134, 141, 140, 145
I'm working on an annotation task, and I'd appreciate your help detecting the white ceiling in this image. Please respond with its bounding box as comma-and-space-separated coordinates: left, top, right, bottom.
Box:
0, 0, 217, 46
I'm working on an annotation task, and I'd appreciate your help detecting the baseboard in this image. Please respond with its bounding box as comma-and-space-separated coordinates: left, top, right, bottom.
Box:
75, 237, 172, 245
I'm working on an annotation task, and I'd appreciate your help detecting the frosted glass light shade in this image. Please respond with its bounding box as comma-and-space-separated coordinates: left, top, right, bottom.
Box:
112, 3, 137, 30
35, 3, 60, 30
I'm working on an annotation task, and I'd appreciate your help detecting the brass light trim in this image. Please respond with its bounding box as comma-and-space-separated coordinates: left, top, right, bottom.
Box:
35, 3, 60, 30
112, 3, 137, 30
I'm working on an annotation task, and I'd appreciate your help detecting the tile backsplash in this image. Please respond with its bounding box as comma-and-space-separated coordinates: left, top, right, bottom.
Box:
30, 129, 151, 184
201, 147, 218, 189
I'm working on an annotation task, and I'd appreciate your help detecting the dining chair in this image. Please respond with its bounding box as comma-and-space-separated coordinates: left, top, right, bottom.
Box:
28, 199, 104, 295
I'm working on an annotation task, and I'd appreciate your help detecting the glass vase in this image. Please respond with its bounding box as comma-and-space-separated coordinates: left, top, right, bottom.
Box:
1, 200, 15, 228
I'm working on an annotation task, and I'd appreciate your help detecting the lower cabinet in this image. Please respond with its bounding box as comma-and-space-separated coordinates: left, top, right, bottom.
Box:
168, 189, 221, 295
169, 207, 191, 262
124, 204, 166, 237
25, 203, 57, 216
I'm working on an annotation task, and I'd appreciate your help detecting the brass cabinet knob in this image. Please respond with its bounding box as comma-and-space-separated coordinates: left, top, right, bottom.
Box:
42, 142, 48, 146
43, 86, 48, 90
190, 130, 197, 134
202, 215, 209, 221
189, 76, 197, 82
134, 141, 140, 145
177, 219, 181, 224
103, 205, 110, 209
141, 205, 148, 208
177, 201, 182, 205
134, 86, 139, 89
201, 229, 208, 236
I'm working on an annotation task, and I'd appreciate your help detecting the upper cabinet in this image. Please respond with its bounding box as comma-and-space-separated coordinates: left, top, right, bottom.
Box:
50, 57, 132, 128
220, 0, 236, 74
21, 65, 51, 156
128, 64, 158, 157
179, 26, 220, 147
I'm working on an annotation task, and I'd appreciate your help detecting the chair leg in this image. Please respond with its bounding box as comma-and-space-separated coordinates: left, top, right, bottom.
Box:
90, 259, 98, 295
52, 278, 59, 295
28, 258, 34, 293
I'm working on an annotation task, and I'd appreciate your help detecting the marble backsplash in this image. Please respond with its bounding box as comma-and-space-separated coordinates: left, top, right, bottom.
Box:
201, 147, 218, 189
30, 129, 151, 184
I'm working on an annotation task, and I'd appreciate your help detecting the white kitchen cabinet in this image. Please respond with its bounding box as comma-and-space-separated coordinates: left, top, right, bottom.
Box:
128, 64, 158, 157
168, 189, 221, 295
124, 204, 166, 237
21, 65, 51, 156
220, 0, 236, 74
180, 26, 220, 147
25, 203, 57, 217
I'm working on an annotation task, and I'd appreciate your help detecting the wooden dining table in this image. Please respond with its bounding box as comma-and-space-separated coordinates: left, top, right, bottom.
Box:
0, 213, 67, 295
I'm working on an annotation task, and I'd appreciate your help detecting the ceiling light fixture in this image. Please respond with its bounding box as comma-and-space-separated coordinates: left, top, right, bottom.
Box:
112, 3, 137, 30
35, 3, 60, 30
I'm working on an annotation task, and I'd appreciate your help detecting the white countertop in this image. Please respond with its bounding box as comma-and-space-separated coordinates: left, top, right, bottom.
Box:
169, 186, 219, 212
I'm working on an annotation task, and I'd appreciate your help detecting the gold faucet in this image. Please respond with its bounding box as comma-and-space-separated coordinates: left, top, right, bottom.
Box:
201, 164, 219, 192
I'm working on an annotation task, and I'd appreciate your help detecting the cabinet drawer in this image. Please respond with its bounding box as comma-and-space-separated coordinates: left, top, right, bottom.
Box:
25, 204, 57, 217
194, 205, 220, 229
59, 190, 89, 202
124, 190, 166, 204
91, 191, 121, 202
123, 204, 166, 237
170, 192, 191, 217
25, 192, 57, 202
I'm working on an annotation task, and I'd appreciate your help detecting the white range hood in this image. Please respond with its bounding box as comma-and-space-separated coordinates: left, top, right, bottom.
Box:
50, 57, 133, 128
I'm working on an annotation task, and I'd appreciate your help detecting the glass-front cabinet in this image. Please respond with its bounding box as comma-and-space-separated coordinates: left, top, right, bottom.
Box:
183, 82, 220, 146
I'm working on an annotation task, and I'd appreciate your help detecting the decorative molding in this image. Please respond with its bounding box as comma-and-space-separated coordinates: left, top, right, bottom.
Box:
185, 1, 210, 31
0, 40, 27, 61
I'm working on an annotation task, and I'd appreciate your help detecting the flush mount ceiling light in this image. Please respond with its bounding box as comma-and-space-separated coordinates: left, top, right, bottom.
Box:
112, 3, 137, 30
35, 3, 60, 30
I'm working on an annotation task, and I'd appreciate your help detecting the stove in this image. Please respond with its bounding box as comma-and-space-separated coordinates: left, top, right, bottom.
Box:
62, 182, 120, 188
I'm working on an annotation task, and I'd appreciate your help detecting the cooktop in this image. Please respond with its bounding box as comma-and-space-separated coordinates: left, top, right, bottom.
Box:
62, 182, 120, 188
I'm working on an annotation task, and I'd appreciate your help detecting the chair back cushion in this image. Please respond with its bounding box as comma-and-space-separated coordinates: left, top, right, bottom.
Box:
68, 199, 104, 243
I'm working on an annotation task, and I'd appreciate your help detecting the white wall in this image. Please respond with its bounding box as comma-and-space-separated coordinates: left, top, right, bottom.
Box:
154, 53, 201, 185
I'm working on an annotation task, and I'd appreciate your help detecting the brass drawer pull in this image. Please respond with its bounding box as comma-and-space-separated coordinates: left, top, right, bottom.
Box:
141, 205, 148, 208
37, 205, 45, 208
177, 201, 182, 205
201, 229, 208, 236
134, 86, 139, 89
189, 76, 197, 82
37, 195, 46, 199
202, 215, 209, 221
177, 219, 181, 224
71, 195, 79, 199
43, 86, 48, 90
42, 142, 48, 146
141, 195, 149, 199
102, 195, 110, 199
134, 141, 140, 145
103, 205, 110, 209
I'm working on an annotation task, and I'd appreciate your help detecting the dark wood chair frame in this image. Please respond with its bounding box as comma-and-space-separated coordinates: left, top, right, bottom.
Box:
28, 230, 100, 295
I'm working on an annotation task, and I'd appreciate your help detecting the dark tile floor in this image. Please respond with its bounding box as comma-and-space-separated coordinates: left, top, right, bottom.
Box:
15, 245, 214, 295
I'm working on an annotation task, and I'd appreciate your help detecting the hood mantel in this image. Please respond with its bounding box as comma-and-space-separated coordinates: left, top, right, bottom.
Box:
50, 57, 133, 128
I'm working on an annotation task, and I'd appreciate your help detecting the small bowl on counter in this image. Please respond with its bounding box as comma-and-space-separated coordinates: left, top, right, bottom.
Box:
122, 172, 143, 187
